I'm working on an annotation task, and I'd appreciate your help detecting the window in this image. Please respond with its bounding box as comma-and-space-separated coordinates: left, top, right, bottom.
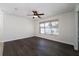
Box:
45, 22, 51, 34
40, 23, 45, 34
40, 20, 59, 35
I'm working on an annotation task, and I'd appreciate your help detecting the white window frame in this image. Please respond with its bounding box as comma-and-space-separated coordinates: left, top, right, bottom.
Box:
39, 20, 59, 35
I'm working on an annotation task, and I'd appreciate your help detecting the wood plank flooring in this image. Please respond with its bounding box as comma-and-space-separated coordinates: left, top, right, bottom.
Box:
3, 36, 79, 56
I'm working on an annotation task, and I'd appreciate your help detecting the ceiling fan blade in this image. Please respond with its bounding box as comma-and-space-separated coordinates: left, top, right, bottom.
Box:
38, 14, 44, 15
32, 11, 38, 15
32, 11, 37, 12
37, 15, 41, 18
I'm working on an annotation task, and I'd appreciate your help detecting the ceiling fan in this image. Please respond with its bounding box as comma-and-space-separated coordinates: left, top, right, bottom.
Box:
28, 11, 44, 19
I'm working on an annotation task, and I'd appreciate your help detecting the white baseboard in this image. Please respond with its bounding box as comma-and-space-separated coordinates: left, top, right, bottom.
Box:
1, 36, 34, 42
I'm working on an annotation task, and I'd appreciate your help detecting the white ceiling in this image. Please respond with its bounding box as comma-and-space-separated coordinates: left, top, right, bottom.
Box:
0, 3, 76, 18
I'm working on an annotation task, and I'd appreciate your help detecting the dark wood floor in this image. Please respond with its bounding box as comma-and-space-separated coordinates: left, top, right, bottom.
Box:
3, 36, 79, 56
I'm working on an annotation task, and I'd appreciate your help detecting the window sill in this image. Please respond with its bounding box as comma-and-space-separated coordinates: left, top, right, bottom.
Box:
39, 33, 59, 36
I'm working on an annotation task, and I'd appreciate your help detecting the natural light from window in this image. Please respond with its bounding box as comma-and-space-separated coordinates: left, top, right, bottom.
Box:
40, 20, 59, 35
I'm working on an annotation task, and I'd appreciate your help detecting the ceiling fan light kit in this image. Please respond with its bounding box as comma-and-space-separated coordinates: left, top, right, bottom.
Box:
33, 16, 38, 17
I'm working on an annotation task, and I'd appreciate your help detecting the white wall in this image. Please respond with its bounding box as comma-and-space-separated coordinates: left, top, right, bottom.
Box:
0, 9, 3, 42
34, 11, 77, 50
73, 4, 79, 50
3, 14, 34, 42
76, 4, 79, 11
